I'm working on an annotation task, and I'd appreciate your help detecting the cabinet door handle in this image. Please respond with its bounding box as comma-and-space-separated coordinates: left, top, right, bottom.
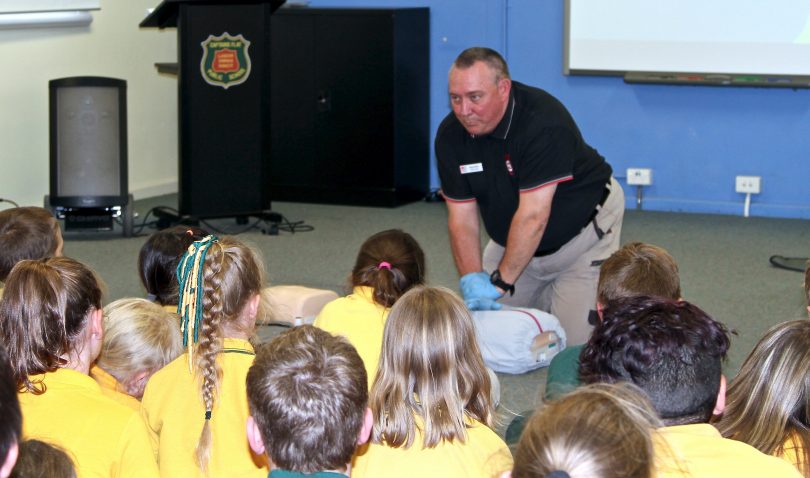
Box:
317, 90, 331, 112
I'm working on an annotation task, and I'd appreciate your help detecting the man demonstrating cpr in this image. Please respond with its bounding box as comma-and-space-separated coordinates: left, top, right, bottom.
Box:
435, 47, 624, 345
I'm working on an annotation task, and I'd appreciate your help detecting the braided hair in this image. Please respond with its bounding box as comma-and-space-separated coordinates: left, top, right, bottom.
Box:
176, 236, 264, 472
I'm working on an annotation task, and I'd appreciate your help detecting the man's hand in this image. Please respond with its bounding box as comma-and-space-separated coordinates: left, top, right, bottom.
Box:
460, 272, 503, 311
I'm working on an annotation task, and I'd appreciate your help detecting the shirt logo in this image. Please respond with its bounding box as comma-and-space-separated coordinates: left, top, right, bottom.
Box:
504, 153, 515, 176
460, 163, 484, 174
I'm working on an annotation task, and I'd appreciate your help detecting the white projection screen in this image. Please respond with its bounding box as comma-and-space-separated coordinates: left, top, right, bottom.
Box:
565, 0, 810, 78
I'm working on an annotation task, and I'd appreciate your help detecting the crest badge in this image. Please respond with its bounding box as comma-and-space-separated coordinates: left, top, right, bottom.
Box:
200, 33, 251, 89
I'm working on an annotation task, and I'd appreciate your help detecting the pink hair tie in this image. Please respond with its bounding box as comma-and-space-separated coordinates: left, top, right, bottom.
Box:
378, 261, 392, 270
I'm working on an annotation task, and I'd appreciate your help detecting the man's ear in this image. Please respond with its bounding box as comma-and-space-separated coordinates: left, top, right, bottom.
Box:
357, 407, 373, 446
246, 416, 265, 455
497, 77, 512, 99
713, 374, 727, 417
0, 442, 18, 478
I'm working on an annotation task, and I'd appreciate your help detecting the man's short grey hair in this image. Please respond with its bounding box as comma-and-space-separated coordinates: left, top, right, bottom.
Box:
453, 47, 511, 81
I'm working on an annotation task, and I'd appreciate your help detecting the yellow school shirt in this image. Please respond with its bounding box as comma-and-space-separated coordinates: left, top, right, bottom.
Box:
314, 286, 388, 389
654, 423, 802, 478
350, 418, 513, 478
141, 338, 268, 478
90, 364, 140, 411
18, 367, 159, 478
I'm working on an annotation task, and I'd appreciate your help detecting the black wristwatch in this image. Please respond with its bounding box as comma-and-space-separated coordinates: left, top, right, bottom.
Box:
490, 269, 515, 296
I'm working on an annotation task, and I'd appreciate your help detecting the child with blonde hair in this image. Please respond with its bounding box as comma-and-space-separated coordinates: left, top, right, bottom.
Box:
90, 298, 183, 410
314, 229, 425, 387
141, 235, 269, 477
508, 382, 660, 478
715, 320, 810, 476
0, 257, 158, 478
351, 286, 512, 477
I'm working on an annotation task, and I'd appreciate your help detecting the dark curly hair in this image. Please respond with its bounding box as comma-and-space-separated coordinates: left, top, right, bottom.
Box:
579, 296, 730, 425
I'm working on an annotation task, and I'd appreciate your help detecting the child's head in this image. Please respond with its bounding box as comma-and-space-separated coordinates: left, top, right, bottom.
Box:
246, 325, 370, 474
597, 242, 680, 308
510, 382, 659, 478
0, 257, 103, 393
9, 440, 76, 478
176, 235, 264, 471
715, 319, 810, 475
0, 344, 21, 478
0, 207, 63, 282
138, 226, 208, 306
96, 298, 183, 399
580, 296, 730, 426
351, 229, 425, 308
371, 285, 493, 448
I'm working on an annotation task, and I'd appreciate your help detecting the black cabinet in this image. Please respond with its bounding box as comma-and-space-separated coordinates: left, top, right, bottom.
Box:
269, 8, 430, 207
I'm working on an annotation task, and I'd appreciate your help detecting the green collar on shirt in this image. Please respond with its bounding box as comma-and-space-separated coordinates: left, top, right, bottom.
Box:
269, 469, 347, 478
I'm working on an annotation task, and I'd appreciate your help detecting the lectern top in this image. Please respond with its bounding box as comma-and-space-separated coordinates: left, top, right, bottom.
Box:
140, 0, 286, 28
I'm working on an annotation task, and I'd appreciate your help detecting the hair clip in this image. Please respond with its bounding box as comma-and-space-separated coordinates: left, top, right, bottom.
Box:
547, 471, 571, 478
378, 261, 392, 270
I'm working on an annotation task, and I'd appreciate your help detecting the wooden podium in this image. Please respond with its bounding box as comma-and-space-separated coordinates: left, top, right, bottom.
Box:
141, 0, 285, 219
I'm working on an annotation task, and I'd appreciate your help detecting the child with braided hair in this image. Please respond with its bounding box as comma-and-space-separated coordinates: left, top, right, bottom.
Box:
314, 229, 426, 389
141, 235, 269, 477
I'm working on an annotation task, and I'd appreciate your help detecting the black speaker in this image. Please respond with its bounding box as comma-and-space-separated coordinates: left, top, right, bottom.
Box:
49, 77, 128, 209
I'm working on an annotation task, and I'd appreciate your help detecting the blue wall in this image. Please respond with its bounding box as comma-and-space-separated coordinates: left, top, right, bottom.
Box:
307, 0, 810, 218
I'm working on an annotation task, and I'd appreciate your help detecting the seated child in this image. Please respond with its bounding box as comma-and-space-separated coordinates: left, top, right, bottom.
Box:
507, 382, 660, 478
0, 206, 62, 291
314, 229, 425, 388
0, 343, 21, 478
714, 319, 810, 475
544, 241, 681, 400
246, 325, 372, 477
505, 242, 681, 445
141, 236, 269, 477
10, 440, 76, 478
351, 286, 512, 478
138, 225, 208, 308
91, 298, 183, 410
0, 257, 158, 477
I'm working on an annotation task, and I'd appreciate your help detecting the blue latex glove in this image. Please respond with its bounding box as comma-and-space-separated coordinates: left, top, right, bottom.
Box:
460, 272, 503, 311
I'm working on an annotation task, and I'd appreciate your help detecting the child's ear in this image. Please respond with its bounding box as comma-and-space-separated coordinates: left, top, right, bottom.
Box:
246, 416, 265, 455
713, 374, 727, 417
91, 308, 104, 340
499, 472, 512, 478
248, 293, 261, 320
0, 441, 18, 478
123, 369, 152, 399
357, 407, 373, 446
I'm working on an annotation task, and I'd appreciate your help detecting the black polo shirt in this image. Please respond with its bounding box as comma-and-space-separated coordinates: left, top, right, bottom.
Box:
436, 81, 612, 252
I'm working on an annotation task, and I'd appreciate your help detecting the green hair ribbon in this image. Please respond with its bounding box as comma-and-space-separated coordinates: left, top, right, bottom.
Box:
176, 234, 219, 372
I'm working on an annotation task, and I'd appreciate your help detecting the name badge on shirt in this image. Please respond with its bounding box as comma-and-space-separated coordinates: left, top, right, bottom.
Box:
460, 163, 484, 174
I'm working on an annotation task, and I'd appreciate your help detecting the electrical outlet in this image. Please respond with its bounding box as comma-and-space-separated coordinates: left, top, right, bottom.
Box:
735, 176, 761, 194
627, 168, 652, 186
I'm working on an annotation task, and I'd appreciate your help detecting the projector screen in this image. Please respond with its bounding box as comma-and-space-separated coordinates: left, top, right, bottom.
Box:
565, 0, 810, 78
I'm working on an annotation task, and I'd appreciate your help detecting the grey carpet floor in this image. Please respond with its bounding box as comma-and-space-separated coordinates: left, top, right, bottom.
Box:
61, 195, 809, 435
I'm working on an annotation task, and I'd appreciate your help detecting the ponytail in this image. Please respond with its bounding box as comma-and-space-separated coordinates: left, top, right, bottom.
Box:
351, 230, 426, 308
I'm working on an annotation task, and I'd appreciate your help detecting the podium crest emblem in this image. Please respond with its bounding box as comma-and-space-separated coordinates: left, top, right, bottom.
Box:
200, 33, 252, 89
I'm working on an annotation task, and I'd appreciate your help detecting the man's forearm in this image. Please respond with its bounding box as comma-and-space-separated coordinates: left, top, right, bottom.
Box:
497, 212, 546, 284
449, 219, 483, 276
